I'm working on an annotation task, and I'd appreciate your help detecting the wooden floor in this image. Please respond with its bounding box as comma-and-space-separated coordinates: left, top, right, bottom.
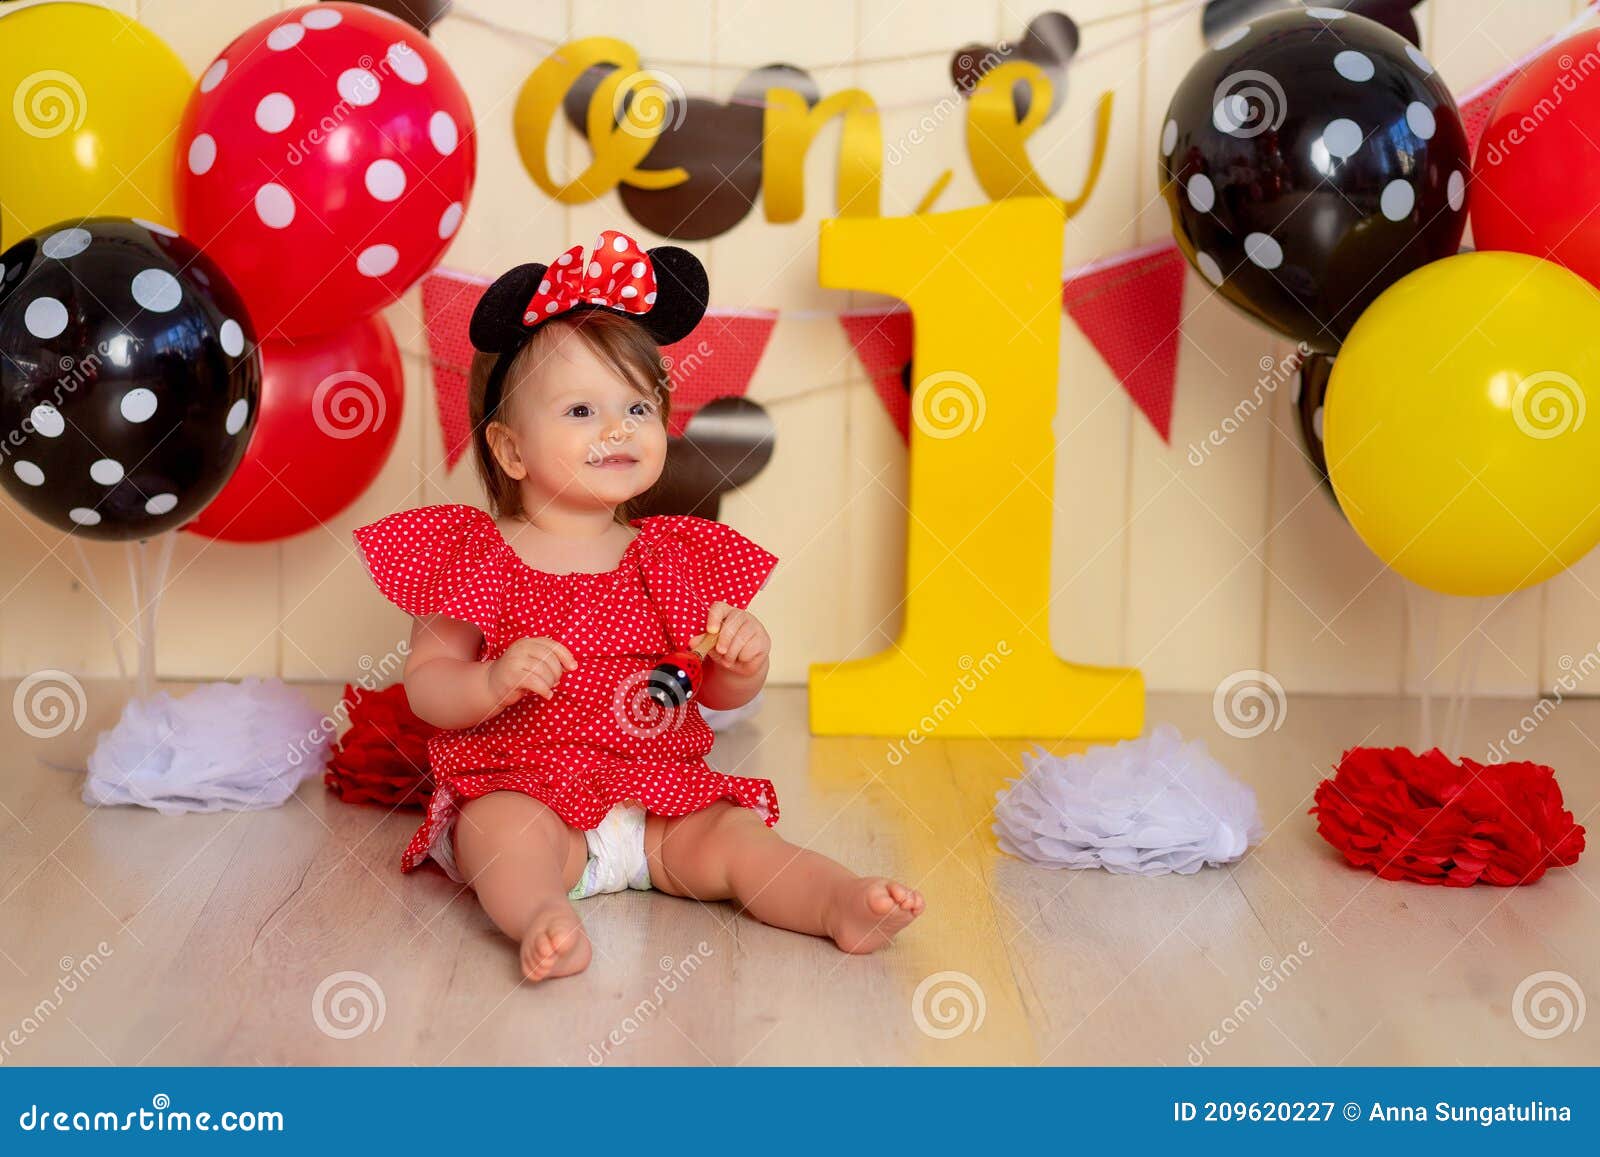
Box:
2, 682, 1596, 1066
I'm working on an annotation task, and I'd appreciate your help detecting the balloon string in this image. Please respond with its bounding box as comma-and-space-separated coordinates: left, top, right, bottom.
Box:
125, 538, 175, 700
126, 537, 145, 691
70, 538, 128, 682
126, 541, 149, 699
1446, 597, 1495, 757
145, 532, 177, 679
1444, 615, 1469, 754
1404, 582, 1437, 751
1422, 592, 1441, 751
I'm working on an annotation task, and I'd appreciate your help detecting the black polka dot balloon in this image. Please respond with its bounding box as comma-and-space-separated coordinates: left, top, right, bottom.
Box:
1160, 8, 1468, 352
0, 217, 259, 540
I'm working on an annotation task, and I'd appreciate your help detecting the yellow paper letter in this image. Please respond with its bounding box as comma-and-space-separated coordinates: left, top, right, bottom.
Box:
513, 36, 688, 204
966, 61, 1112, 217
763, 88, 882, 223
808, 199, 1144, 739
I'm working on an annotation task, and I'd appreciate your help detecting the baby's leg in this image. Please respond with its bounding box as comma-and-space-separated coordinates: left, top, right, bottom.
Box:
453, 791, 591, 982
644, 802, 924, 954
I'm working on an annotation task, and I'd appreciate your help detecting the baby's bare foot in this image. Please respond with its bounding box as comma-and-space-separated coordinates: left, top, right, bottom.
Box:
519, 901, 591, 982
825, 877, 924, 954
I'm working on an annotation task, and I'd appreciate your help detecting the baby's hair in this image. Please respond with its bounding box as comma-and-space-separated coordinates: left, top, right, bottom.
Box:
467, 310, 673, 523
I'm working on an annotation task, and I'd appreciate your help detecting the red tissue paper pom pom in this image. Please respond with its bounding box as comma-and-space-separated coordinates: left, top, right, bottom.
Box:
323, 683, 440, 810
1310, 746, 1585, 886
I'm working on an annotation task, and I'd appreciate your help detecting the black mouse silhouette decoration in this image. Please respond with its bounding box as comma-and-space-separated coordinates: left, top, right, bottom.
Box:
561, 64, 819, 241
950, 11, 1080, 123
631, 396, 776, 521
318, 0, 451, 35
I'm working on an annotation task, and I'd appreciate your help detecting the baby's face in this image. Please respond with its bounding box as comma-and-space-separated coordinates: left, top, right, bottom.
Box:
497, 325, 667, 512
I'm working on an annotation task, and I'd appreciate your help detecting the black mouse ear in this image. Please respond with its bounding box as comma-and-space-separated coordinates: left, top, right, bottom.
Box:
1023, 11, 1079, 63
469, 263, 547, 354
640, 246, 709, 346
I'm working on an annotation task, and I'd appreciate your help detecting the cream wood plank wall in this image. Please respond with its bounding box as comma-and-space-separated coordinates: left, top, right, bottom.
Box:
1, 0, 1592, 698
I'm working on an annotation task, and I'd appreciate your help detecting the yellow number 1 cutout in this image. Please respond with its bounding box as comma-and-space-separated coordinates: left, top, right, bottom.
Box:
808, 197, 1145, 739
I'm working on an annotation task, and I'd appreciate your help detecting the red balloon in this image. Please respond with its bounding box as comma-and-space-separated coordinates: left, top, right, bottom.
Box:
184, 314, 403, 542
174, 2, 475, 339
1471, 30, 1600, 288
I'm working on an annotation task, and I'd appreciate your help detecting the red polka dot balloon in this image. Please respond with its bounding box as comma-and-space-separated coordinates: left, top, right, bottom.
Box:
175, 2, 474, 340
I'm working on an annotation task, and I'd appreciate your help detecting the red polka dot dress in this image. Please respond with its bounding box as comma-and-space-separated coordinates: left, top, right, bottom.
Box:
352, 504, 781, 873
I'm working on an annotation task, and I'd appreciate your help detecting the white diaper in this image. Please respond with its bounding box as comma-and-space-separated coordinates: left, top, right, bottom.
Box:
567, 802, 653, 900
428, 801, 652, 901
428, 815, 469, 884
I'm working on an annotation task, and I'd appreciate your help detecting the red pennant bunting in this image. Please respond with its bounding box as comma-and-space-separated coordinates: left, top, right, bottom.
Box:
1460, 72, 1517, 160
418, 39, 1560, 468
839, 308, 913, 442
421, 270, 773, 466
1457, 5, 1596, 162
659, 311, 777, 437
421, 269, 485, 469
1061, 242, 1185, 442
839, 248, 1186, 446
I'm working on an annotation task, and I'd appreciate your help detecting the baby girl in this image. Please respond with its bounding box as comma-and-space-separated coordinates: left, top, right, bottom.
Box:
354, 231, 924, 982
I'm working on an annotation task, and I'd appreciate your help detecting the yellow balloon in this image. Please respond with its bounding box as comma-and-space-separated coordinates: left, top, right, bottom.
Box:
1325, 251, 1600, 596
0, 3, 191, 250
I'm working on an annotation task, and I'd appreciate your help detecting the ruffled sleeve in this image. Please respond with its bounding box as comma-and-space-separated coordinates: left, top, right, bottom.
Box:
631, 515, 778, 645
352, 504, 508, 650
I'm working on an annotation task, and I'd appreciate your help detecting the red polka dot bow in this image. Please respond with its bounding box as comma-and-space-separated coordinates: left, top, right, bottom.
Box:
521, 230, 659, 325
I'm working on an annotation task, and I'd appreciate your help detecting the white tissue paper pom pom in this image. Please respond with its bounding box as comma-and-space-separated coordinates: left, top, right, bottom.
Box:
83, 678, 331, 816
993, 724, 1264, 876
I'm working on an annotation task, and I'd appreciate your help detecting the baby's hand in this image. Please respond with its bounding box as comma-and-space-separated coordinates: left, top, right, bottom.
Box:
704, 601, 770, 677
488, 636, 576, 707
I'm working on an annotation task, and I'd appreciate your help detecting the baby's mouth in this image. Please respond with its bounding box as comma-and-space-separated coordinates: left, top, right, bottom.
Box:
589, 454, 637, 469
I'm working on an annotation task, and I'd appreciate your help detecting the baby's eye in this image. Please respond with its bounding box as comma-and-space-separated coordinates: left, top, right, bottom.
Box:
566, 404, 593, 418
629, 401, 655, 417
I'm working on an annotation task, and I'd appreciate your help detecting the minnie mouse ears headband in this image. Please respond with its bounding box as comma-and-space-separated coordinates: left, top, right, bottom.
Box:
469, 229, 708, 412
